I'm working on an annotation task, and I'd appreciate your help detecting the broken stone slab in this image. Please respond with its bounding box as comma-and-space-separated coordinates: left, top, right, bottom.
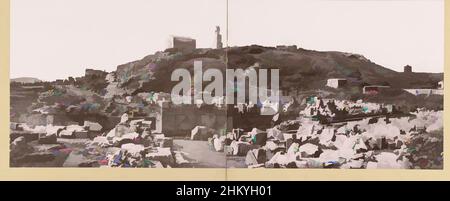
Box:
379, 137, 389, 150
140, 128, 152, 137
323, 160, 343, 168
278, 120, 301, 131
267, 127, 283, 141
283, 133, 296, 141
120, 113, 129, 124
59, 130, 75, 139
106, 124, 133, 139
146, 147, 174, 167
247, 163, 265, 169
287, 143, 300, 155
237, 134, 252, 143
152, 161, 165, 168
89, 136, 112, 148
106, 128, 116, 140
174, 151, 192, 168
366, 161, 378, 169
122, 132, 140, 140
155, 137, 173, 148
84, 121, 103, 139
66, 124, 87, 132
265, 142, 286, 162
10, 122, 18, 130
224, 145, 234, 156
74, 130, 89, 139
45, 125, 65, 135
294, 160, 309, 168
223, 138, 232, 146
316, 149, 347, 168
116, 124, 133, 137
141, 120, 153, 128
129, 119, 145, 126
265, 152, 296, 168
11, 136, 27, 149
141, 135, 154, 147
152, 133, 165, 140
230, 141, 261, 156
336, 126, 348, 135
341, 159, 365, 169
161, 137, 174, 148
63, 152, 92, 167
285, 138, 294, 151
10, 122, 24, 131
10, 136, 34, 158
245, 148, 267, 166
33, 144, 66, 152
252, 132, 267, 146
24, 125, 46, 133
248, 128, 264, 136
84, 121, 103, 131
372, 152, 412, 169
129, 124, 141, 133
354, 138, 368, 153
231, 128, 244, 140
368, 117, 379, 124
304, 159, 325, 168
112, 132, 140, 147
318, 128, 335, 146
364, 137, 380, 150
78, 160, 100, 167
213, 137, 224, 152
106, 149, 125, 167
265, 140, 285, 152
207, 137, 215, 151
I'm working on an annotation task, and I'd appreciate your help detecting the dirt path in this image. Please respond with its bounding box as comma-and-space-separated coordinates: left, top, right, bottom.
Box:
173, 139, 246, 168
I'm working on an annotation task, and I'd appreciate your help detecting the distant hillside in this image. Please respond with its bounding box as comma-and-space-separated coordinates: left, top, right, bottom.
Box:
10, 77, 42, 84
10, 45, 443, 123
108, 45, 442, 95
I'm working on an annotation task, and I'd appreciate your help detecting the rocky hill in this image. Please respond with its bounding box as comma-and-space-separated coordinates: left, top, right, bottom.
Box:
10, 45, 443, 125
108, 45, 442, 95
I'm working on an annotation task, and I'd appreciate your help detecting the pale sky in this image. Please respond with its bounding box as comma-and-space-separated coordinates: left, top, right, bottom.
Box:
11, 0, 444, 81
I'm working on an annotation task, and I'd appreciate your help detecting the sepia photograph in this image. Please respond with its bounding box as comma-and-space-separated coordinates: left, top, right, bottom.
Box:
9, 0, 444, 170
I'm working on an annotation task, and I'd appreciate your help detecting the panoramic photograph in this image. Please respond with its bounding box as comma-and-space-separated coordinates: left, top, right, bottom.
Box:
9, 0, 443, 169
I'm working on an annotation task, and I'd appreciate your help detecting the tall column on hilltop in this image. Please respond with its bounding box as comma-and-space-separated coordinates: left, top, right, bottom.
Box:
216, 26, 223, 49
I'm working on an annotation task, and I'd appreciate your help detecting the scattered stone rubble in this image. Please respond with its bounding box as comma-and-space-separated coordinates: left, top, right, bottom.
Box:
199, 98, 443, 169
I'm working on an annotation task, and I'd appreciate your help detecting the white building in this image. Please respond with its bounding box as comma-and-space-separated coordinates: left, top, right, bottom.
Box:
403, 80, 444, 96
215, 26, 223, 49
403, 89, 443, 96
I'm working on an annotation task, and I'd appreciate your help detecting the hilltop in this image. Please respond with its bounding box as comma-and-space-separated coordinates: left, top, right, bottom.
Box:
106, 45, 442, 95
